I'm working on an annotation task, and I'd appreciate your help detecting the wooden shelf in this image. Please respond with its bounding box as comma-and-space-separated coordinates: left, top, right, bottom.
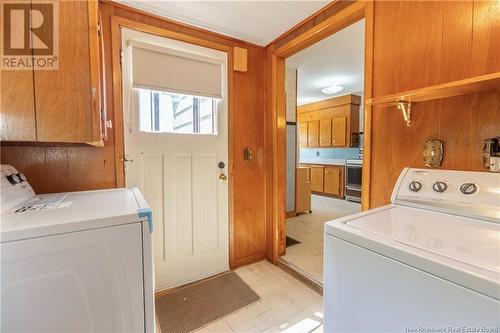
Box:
366, 72, 500, 106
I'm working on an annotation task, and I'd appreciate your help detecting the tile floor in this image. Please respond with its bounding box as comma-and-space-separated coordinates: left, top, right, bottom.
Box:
190, 260, 324, 333
282, 195, 361, 282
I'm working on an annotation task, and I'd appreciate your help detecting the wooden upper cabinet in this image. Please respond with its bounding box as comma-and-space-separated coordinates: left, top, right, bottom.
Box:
299, 122, 308, 148
297, 95, 360, 148
324, 166, 341, 196
0, 1, 103, 145
307, 120, 319, 147
332, 116, 347, 147
310, 166, 324, 192
0, 70, 36, 141
34, 0, 101, 144
319, 118, 332, 147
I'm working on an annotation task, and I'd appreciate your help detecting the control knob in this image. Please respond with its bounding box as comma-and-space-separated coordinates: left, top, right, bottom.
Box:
460, 183, 477, 195
432, 181, 448, 193
408, 181, 422, 192
6, 174, 21, 185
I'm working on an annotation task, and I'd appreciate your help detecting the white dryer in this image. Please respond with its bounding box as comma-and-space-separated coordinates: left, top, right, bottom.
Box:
0, 164, 155, 332
324, 168, 500, 332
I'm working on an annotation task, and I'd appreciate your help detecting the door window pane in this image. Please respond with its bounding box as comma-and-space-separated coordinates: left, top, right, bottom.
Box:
138, 89, 218, 134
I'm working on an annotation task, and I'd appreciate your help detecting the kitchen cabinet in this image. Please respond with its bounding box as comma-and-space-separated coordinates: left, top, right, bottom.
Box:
307, 120, 319, 147
331, 116, 347, 147
310, 166, 324, 192
301, 163, 344, 198
296, 167, 311, 213
1, 1, 105, 145
0, 70, 36, 141
299, 122, 308, 148
297, 94, 360, 148
324, 166, 343, 196
319, 118, 332, 147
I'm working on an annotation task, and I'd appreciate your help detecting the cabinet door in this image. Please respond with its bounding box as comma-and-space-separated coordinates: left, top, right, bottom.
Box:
34, 1, 101, 143
332, 116, 347, 147
324, 167, 341, 196
310, 166, 324, 192
0, 70, 36, 141
307, 120, 319, 147
319, 118, 332, 147
299, 122, 308, 148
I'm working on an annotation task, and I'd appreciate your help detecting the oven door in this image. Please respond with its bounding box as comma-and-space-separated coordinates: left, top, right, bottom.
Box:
346, 165, 362, 189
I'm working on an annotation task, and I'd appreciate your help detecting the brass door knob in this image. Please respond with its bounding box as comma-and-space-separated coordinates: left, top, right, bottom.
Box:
219, 173, 228, 181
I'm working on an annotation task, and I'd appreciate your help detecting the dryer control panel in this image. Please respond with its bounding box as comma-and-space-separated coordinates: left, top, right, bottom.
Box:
392, 168, 500, 223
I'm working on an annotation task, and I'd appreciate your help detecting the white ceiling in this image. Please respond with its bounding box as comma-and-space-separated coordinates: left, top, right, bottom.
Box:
286, 19, 365, 105
119, 1, 330, 46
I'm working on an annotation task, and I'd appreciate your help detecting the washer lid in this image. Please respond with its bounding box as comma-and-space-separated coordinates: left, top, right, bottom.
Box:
325, 205, 500, 299
1, 188, 150, 243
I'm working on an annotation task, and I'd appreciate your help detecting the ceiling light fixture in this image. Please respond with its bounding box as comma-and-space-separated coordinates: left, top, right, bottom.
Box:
321, 84, 344, 95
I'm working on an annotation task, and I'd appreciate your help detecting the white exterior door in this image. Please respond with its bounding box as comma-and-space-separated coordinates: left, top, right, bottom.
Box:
122, 29, 229, 290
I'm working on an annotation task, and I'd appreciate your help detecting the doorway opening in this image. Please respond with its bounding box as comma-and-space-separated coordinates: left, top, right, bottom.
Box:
119, 26, 231, 292
279, 17, 367, 285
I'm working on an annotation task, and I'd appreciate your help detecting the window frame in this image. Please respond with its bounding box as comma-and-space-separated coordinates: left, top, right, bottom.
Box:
138, 89, 218, 135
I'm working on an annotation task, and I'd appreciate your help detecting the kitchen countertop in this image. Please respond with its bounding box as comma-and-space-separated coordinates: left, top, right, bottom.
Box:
299, 158, 347, 166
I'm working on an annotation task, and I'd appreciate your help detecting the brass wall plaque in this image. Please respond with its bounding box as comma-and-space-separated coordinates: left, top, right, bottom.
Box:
423, 139, 444, 168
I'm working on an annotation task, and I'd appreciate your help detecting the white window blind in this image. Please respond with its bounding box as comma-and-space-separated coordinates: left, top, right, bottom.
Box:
130, 42, 223, 99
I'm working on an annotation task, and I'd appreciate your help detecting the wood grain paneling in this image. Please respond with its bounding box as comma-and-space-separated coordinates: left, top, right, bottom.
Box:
0, 0, 267, 268
368, 1, 500, 208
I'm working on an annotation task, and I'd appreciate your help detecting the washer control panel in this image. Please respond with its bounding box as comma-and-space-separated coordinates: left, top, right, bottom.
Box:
393, 168, 500, 222
1, 164, 35, 213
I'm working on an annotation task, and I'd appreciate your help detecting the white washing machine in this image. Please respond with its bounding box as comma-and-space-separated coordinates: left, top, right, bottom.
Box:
324, 168, 500, 332
0, 165, 155, 332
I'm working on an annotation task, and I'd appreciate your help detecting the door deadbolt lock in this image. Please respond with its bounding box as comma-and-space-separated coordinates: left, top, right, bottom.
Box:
219, 173, 228, 181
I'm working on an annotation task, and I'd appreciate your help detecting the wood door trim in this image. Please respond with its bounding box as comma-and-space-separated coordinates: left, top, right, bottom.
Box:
110, 16, 236, 268
266, 0, 374, 263
274, 1, 366, 58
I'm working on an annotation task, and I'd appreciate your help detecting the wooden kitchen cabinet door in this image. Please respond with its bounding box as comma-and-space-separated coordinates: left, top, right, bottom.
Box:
299, 122, 308, 147
307, 120, 319, 147
332, 116, 347, 147
34, 1, 101, 144
310, 166, 324, 192
324, 166, 341, 196
0, 70, 36, 141
319, 118, 332, 147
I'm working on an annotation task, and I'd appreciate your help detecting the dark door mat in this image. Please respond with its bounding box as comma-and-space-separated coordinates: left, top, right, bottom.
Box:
286, 236, 301, 247
155, 271, 260, 333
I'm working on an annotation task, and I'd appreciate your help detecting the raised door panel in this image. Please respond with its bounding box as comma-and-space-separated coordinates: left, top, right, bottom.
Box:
310, 166, 324, 192
319, 118, 332, 147
34, 1, 100, 143
307, 120, 319, 147
298, 122, 308, 147
324, 167, 341, 196
332, 116, 347, 147
0, 70, 36, 141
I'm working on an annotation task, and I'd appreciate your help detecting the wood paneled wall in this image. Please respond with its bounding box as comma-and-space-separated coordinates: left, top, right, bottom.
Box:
267, 0, 500, 211
370, 0, 500, 207
0, 1, 266, 267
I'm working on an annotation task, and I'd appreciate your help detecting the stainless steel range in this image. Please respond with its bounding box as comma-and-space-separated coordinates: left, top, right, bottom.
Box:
345, 159, 362, 203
